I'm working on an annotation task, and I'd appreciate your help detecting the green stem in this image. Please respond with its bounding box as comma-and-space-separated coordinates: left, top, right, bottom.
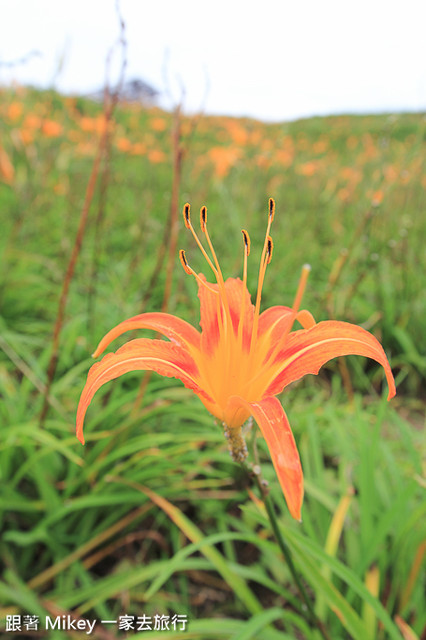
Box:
250, 469, 332, 640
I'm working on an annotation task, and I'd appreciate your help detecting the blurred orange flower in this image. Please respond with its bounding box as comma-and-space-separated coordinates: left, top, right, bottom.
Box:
297, 161, 319, 177
150, 117, 167, 132
130, 142, 147, 155
116, 137, 132, 152
19, 129, 34, 145
148, 149, 167, 163
208, 146, 241, 178
384, 165, 398, 183
42, 120, 63, 138
275, 149, 294, 167
313, 139, 328, 154
370, 189, 384, 206
224, 120, 249, 146
7, 102, 23, 122
23, 114, 41, 130
79, 115, 109, 135
0, 147, 14, 183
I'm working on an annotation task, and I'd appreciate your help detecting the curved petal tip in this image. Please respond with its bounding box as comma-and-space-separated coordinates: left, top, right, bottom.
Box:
227, 395, 304, 520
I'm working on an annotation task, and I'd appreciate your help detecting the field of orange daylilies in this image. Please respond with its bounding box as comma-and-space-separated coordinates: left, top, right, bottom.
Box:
0, 85, 424, 640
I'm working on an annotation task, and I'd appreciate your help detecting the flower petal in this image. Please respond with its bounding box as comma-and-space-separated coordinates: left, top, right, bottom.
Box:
265, 321, 396, 399
256, 306, 316, 361
198, 275, 254, 354
258, 306, 294, 343
76, 339, 209, 444
226, 395, 304, 521
296, 309, 316, 330
92, 312, 201, 358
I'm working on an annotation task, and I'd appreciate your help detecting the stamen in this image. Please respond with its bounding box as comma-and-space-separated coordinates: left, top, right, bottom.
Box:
179, 249, 192, 274
241, 229, 250, 256
183, 203, 191, 229
266, 235, 273, 264
269, 197, 275, 221
183, 204, 218, 277
179, 249, 219, 294
181, 200, 232, 385
200, 206, 207, 232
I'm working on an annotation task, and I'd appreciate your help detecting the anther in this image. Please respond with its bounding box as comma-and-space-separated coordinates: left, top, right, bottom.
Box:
183, 203, 191, 229
179, 249, 192, 274
268, 197, 275, 221
200, 206, 207, 232
241, 229, 251, 256
266, 235, 273, 264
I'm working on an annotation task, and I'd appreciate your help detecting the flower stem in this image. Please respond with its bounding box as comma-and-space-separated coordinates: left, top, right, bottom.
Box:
223, 424, 248, 462
251, 470, 332, 640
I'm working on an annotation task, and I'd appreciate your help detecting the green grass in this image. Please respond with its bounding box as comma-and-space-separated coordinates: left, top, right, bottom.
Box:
0, 87, 425, 639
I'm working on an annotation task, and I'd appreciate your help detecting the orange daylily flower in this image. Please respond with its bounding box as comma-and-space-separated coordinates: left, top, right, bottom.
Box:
41, 119, 63, 138
76, 199, 395, 520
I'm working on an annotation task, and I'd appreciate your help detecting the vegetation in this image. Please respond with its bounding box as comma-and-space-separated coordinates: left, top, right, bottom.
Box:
0, 86, 424, 639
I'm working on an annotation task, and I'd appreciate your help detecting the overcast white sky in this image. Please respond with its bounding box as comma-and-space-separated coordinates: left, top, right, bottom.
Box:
1, 0, 425, 121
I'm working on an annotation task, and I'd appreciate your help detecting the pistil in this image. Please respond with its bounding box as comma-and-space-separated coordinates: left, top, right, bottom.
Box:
242, 263, 312, 398
264, 263, 311, 367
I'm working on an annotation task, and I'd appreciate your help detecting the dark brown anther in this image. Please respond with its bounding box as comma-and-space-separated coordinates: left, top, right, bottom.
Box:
266, 235, 274, 264
269, 197, 275, 221
179, 249, 192, 274
241, 229, 251, 256
183, 203, 191, 229
200, 206, 207, 232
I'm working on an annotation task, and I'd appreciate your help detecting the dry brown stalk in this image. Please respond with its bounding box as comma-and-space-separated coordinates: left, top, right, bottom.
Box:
162, 104, 184, 311
39, 7, 127, 425
39, 128, 110, 425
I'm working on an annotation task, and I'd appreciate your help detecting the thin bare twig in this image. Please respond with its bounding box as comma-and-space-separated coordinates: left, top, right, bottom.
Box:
87, 1, 127, 339
162, 103, 184, 311
39, 5, 127, 425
